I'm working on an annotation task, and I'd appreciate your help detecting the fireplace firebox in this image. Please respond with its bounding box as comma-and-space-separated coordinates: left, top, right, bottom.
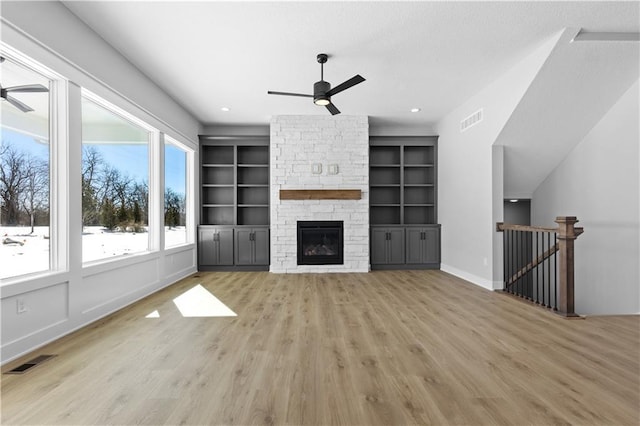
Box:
297, 221, 344, 265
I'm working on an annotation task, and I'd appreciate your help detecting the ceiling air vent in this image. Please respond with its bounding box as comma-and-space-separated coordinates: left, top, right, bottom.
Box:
460, 109, 483, 132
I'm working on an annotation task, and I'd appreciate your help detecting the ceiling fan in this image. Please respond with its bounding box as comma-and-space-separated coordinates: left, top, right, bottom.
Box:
268, 53, 365, 115
0, 57, 49, 113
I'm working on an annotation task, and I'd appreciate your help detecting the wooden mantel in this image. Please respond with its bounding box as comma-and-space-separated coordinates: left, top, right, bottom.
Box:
280, 189, 362, 200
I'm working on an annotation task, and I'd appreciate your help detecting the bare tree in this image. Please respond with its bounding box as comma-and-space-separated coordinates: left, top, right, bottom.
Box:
82, 146, 103, 226
21, 155, 49, 233
0, 143, 28, 225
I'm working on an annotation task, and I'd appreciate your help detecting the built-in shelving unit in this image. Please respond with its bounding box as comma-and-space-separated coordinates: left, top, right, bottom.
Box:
369, 136, 440, 269
198, 136, 269, 270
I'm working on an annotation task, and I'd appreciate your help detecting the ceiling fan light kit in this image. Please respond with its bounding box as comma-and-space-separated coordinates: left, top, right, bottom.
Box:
268, 53, 365, 115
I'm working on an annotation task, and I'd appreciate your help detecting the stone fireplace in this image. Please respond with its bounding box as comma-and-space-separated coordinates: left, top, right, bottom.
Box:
270, 115, 369, 273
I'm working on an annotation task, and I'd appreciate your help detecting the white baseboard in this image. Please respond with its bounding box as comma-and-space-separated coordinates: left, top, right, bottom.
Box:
440, 263, 501, 291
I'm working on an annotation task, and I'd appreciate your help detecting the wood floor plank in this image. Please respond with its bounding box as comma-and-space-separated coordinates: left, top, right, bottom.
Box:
2, 270, 638, 425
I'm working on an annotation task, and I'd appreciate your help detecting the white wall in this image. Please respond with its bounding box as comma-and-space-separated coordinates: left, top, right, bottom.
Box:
435, 32, 560, 289
532, 80, 640, 315
1, 2, 200, 363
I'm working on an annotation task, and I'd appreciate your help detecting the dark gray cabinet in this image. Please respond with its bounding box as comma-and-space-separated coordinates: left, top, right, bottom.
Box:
370, 136, 440, 269
198, 136, 270, 271
198, 227, 234, 266
235, 227, 269, 266
406, 226, 440, 265
371, 227, 405, 265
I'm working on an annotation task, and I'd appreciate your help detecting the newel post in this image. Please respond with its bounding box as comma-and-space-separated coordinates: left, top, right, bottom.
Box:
554, 216, 584, 317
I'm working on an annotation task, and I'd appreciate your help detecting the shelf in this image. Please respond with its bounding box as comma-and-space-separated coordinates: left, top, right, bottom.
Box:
237, 145, 269, 165
202, 145, 234, 164
202, 164, 234, 168
370, 205, 401, 225
404, 146, 435, 165
369, 139, 437, 226
370, 146, 400, 164
238, 204, 269, 208
202, 204, 234, 207
237, 164, 269, 168
238, 167, 268, 185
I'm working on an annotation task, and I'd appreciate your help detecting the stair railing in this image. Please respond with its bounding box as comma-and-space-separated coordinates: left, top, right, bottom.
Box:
496, 216, 583, 317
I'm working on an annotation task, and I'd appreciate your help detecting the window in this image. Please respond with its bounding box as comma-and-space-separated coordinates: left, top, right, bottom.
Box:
164, 137, 189, 248
0, 55, 51, 280
81, 94, 152, 263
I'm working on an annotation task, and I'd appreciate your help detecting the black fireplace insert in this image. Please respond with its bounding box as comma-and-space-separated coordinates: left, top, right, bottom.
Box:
297, 221, 344, 265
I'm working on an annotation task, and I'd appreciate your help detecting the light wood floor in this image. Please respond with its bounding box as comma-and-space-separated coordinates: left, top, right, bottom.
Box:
2, 271, 639, 425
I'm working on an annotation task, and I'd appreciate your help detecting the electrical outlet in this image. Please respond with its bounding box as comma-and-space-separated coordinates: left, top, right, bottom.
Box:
16, 298, 27, 314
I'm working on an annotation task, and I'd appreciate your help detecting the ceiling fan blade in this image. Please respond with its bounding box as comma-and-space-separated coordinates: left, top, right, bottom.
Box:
326, 75, 365, 97
4, 84, 49, 93
326, 103, 340, 115
267, 91, 313, 98
4, 95, 34, 112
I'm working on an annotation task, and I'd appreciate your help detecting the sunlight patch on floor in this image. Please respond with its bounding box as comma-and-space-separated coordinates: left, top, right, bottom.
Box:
145, 310, 160, 318
172, 284, 237, 317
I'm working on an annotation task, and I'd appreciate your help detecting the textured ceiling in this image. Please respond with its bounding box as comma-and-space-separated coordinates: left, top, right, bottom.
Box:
62, 1, 639, 129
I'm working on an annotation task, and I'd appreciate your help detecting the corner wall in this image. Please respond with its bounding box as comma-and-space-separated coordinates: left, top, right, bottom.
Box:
435, 32, 561, 289
531, 80, 639, 315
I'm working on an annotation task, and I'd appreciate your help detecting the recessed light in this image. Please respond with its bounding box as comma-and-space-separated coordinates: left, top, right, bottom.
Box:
509, 199, 519, 203
410, 108, 421, 113
221, 107, 230, 112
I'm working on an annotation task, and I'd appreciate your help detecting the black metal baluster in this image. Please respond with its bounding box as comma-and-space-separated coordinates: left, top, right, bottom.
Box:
503, 229, 507, 291
554, 232, 558, 311
542, 232, 546, 307
546, 232, 551, 309
519, 230, 524, 298
532, 231, 540, 305
509, 231, 513, 294
527, 232, 532, 300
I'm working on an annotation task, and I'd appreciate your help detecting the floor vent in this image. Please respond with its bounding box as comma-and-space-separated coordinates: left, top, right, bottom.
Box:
5, 354, 56, 375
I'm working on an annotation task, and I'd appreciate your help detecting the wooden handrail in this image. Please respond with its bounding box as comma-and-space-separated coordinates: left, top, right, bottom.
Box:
496, 223, 557, 233
496, 221, 583, 236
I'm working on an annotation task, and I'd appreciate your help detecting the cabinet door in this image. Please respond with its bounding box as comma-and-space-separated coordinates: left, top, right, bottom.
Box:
405, 228, 424, 264
199, 229, 217, 265
217, 229, 234, 265
234, 229, 254, 265
252, 228, 270, 265
388, 228, 405, 264
423, 228, 440, 263
371, 228, 389, 264
199, 228, 233, 265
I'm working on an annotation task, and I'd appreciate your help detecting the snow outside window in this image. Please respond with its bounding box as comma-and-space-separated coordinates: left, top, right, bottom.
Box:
81, 96, 151, 263
0, 56, 51, 280
164, 137, 188, 248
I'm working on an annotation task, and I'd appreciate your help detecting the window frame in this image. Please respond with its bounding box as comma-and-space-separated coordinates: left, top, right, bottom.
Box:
80, 89, 159, 266
0, 44, 66, 284
163, 135, 194, 249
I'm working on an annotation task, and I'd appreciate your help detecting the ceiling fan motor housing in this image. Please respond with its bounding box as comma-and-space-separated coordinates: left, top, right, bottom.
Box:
314, 80, 331, 105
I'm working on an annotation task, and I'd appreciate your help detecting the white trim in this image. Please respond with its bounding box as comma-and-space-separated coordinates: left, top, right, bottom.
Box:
440, 263, 499, 291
